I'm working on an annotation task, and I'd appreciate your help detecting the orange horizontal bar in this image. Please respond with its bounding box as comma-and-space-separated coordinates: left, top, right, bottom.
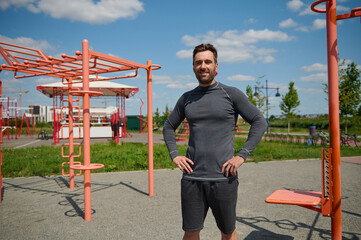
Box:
337, 7, 361, 20
89, 50, 149, 69
0, 41, 40, 52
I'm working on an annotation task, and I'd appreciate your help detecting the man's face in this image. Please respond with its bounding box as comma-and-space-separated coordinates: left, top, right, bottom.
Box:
193, 50, 218, 87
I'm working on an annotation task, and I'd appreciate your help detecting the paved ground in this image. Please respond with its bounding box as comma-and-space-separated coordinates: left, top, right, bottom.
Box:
1, 134, 360, 239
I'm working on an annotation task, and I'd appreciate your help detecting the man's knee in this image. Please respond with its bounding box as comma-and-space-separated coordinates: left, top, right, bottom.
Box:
221, 230, 238, 240
183, 230, 200, 240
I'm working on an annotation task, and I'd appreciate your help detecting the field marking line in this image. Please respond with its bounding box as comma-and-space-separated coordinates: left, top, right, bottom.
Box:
14, 140, 41, 149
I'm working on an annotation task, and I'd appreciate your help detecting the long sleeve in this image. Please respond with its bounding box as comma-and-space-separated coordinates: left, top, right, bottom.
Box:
163, 95, 186, 160
227, 86, 267, 160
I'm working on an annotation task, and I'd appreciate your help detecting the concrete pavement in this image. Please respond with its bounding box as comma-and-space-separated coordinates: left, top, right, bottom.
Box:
0, 159, 360, 239
1, 134, 360, 239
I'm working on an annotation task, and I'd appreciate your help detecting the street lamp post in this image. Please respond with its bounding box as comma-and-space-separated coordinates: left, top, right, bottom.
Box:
254, 79, 280, 134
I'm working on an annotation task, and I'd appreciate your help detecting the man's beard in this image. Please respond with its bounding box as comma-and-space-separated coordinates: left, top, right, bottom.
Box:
195, 70, 216, 85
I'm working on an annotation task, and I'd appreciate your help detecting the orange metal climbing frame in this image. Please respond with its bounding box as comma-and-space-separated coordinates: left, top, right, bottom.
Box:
265, 1, 360, 239
0, 39, 161, 221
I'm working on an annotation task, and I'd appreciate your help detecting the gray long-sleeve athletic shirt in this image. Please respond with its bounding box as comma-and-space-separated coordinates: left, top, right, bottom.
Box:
163, 81, 267, 182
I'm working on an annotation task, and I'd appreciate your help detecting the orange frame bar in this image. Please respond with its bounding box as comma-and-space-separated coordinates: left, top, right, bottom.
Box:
312, 1, 359, 238
0, 39, 161, 220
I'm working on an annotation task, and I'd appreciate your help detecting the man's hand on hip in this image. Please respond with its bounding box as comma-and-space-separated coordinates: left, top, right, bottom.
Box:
173, 156, 194, 173
222, 155, 245, 177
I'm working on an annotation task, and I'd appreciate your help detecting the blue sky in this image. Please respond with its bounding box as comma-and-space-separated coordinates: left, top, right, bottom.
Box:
0, 0, 360, 117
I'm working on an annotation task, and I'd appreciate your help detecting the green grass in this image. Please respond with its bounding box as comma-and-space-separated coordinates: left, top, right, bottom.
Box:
2, 138, 360, 178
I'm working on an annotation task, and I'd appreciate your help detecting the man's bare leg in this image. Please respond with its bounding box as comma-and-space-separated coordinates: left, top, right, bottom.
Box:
183, 231, 200, 240
221, 230, 238, 240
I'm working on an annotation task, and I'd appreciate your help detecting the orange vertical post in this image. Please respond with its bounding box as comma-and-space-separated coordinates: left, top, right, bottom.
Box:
68, 80, 75, 189
325, 0, 342, 238
82, 39, 92, 221
147, 60, 154, 197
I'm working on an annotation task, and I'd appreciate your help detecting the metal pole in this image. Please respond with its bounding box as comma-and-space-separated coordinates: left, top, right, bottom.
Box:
326, 0, 342, 238
82, 39, 92, 221
68, 80, 75, 189
147, 60, 154, 197
266, 80, 269, 134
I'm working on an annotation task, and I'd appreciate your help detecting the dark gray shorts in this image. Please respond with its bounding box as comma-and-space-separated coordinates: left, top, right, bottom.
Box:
181, 178, 239, 234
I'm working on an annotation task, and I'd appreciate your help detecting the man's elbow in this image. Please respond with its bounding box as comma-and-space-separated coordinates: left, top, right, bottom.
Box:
254, 114, 268, 133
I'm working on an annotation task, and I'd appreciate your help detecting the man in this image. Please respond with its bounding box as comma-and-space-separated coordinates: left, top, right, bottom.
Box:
163, 43, 267, 240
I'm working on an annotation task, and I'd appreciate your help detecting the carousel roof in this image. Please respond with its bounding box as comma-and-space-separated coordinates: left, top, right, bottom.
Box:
36, 80, 139, 98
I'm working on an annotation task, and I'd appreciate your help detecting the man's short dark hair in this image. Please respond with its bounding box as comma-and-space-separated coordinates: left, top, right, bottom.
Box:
193, 43, 218, 64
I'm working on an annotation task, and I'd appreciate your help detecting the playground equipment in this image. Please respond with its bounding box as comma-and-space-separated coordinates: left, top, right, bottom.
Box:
265, 1, 360, 239
175, 120, 189, 142
2, 88, 29, 116
235, 119, 243, 133
0, 39, 161, 221
37, 80, 139, 144
0, 97, 17, 140
138, 98, 146, 133
0, 97, 37, 140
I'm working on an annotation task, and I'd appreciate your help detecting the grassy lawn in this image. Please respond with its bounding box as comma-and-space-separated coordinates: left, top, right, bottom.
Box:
2, 138, 360, 178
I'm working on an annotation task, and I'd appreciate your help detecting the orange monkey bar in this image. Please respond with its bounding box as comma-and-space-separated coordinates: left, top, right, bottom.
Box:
0, 39, 161, 221
265, 1, 360, 239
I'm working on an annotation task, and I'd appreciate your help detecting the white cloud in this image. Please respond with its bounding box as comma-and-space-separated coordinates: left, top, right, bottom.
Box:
299, 5, 318, 16
152, 75, 173, 84
287, 0, 304, 12
312, 19, 326, 30
242, 29, 295, 43
298, 87, 324, 94
0, 34, 54, 52
0, 0, 34, 10
227, 74, 256, 81
152, 74, 196, 90
35, 77, 58, 84
167, 82, 197, 90
245, 18, 257, 24
177, 29, 295, 64
295, 26, 309, 32
279, 18, 298, 28
176, 49, 193, 59
0, 0, 144, 24
302, 63, 327, 72
299, 73, 327, 82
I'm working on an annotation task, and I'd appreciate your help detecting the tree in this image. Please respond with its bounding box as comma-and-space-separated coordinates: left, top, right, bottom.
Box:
279, 81, 300, 133
154, 107, 161, 127
246, 85, 256, 106
161, 104, 170, 124
253, 79, 267, 115
323, 60, 361, 132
